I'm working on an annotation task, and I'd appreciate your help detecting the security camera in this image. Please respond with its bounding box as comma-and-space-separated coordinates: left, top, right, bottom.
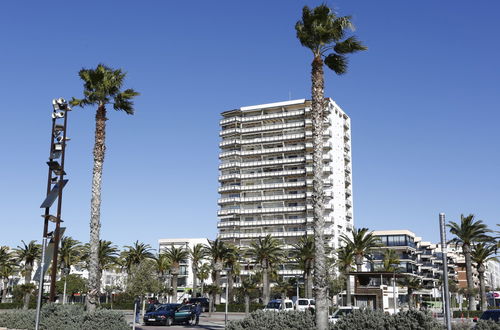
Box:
52, 111, 65, 119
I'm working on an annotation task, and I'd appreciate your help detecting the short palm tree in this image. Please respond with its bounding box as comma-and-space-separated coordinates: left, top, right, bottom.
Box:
341, 228, 380, 271
189, 244, 206, 297
204, 239, 228, 304
247, 235, 284, 305
336, 246, 354, 306
197, 263, 211, 295
163, 245, 189, 303
471, 243, 498, 311
398, 276, 421, 310
0, 246, 15, 303
59, 236, 82, 273
71, 64, 139, 311
224, 244, 241, 303
292, 236, 315, 298
239, 276, 257, 315
15, 240, 41, 309
448, 214, 492, 311
296, 6, 366, 328
380, 249, 400, 272
122, 241, 155, 272
82, 240, 119, 286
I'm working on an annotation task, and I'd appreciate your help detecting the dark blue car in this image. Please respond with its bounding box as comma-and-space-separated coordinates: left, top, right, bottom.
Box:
143, 303, 195, 326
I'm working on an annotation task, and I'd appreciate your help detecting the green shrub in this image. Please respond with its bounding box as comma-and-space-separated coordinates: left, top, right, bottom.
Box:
0, 303, 129, 330
474, 319, 500, 330
215, 303, 264, 313
227, 310, 316, 330
453, 310, 483, 318
100, 301, 134, 310
451, 321, 472, 330
0, 302, 22, 309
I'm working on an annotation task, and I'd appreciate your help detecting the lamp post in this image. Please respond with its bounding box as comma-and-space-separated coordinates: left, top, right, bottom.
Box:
390, 263, 398, 315
439, 213, 452, 330
223, 268, 231, 327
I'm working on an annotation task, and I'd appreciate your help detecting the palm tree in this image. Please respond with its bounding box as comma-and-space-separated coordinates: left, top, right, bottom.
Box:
163, 245, 189, 303
295, 6, 366, 328
380, 249, 400, 272
292, 236, 315, 298
58, 237, 82, 273
122, 241, 155, 273
336, 246, 354, 306
189, 244, 206, 298
341, 228, 380, 271
15, 240, 41, 309
70, 64, 139, 311
398, 276, 421, 310
448, 214, 491, 311
0, 246, 15, 303
82, 240, 119, 290
197, 263, 210, 295
239, 276, 257, 315
155, 252, 171, 300
247, 235, 284, 305
471, 243, 498, 311
224, 244, 241, 303
204, 239, 228, 304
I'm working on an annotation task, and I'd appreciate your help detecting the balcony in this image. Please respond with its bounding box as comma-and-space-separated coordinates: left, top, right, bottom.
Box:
344, 153, 351, 162
344, 132, 351, 140
219, 181, 306, 193
219, 157, 305, 170
217, 218, 310, 228
346, 188, 352, 196
218, 205, 307, 216
218, 193, 306, 204
345, 176, 352, 184
220, 121, 305, 137
220, 109, 306, 125
345, 165, 351, 173
344, 143, 350, 151
346, 199, 352, 207
219, 169, 306, 181
218, 229, 314, 239
344, 122, 350, 130
305, 154, 333, 162
220, 133, 306, 147
219, 145, 305, 158
346, 211, 353, 219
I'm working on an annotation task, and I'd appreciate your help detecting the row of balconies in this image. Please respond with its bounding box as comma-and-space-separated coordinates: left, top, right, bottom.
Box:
219, 156, 306, 170
217, 204, 334, 216
220, 109, 306, 125
218, 177, 334, 192
217, 217, 313, 228
220, 118, 333, 137
220, 145, 305, 158
218, 228, 336, 239
220, 129, 334, 148
218, 191, 334, 204
220, 166, 335, 181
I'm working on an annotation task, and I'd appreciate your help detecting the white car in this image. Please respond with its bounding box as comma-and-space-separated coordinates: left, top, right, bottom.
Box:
295, 298, 315, 311
263, 299, 294, 312
328, 306, 360, 324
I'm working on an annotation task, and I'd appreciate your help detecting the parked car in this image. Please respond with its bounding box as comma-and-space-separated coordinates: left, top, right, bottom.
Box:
188, 297, 210, 312
263, 299, 294, 312
474, 310, 500, 323
143, 303, 195, 326
295, 298, 315, 311
328, 306, 360, 324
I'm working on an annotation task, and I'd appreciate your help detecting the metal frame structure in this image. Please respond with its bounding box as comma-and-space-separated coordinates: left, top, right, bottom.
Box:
35, 98, 71, 330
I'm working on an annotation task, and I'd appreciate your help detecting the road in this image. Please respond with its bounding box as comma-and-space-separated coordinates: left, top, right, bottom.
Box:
126, 312, 246, 330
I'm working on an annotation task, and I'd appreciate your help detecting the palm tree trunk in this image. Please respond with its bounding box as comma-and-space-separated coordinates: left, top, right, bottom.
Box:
263, 267, 269, 305
192, 268, 198, 297
305, 269, 313, 298
23, 268, 32, 310
478, 268, 486, 311
244, 294, 250, 315
345, 273, 351, 307
215, 269, 221, 304
172, 274, 178, 302
311, 54, 328, 330
463, 244, 476, 311
408, 289, 413, 310
355, 255, 363, 272
87, 104, 107, 312
2, 279, 8, 303
227, 270, 234, 303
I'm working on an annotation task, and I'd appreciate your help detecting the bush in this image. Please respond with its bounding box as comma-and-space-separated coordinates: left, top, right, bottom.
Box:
215, 303, 264, 313
453, 310, 483, 318
227, 310, 316, 330
475, 320, 500, 330
332, 309, 442, 330
100, 301, 134, 310
0, 303, 129, 330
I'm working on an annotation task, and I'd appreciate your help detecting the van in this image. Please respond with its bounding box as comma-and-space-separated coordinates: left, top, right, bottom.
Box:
295, 298, 315, 311
263, 299, 294, 312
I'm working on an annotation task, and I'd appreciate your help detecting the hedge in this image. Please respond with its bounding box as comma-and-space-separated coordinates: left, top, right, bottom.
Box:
452, 310, 483, 318
100, 301, 134, 310
215, 303, 264, 313
0, 303, 129, 330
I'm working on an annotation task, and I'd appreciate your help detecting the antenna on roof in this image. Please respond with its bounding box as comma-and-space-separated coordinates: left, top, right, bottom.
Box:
288, 90, 292, 100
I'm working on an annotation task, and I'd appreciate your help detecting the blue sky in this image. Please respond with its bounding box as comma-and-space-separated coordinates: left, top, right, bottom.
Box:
1, 0, 498, 251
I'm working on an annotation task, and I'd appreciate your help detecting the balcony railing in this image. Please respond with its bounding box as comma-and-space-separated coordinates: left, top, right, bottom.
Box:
218, 206, 307, 216
219, 157, 305, 170
219, 145, 305, 158
218, 193, 306, 204
217, 218, 310, 228
219, 109, 306, 125
344, 153, 351, 162
220, 133, 306, 147
219, 169, 306, 181
220, 121, 305, 136
345, 165, 351, 173
219, 181, 306, 192
218, 230, 314, 239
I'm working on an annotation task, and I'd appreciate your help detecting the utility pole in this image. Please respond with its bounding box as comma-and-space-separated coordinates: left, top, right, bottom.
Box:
440, 213, 452, 330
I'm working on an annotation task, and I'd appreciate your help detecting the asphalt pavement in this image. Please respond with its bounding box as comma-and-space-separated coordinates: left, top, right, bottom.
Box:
126, 312, 246, 330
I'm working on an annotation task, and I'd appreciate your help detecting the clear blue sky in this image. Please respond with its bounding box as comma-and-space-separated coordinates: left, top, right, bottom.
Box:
1, 1, 498, 251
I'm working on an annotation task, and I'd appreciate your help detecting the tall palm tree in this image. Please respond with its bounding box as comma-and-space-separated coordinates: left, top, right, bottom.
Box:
122, 241, 155, 273
398, 276, 421, 310
163, 245, 189, 303
204, 239, 228, 304
336, 246, 354, 306
0, 247, 15, 303
15, 240, 41, 309
71, 64, 139, 311
380, 249, 400, 272
295, 6, 366, 328
292, 236, 315, 298
189, 244, 206, 298
341, 228, 380, 271
224, 244, 241, 303
471, 243, 498, 311
247, 235, 284, 305
448, 214, 491, 311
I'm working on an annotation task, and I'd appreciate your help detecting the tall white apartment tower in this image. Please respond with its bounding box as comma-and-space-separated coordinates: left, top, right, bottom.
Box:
217, 99, 353, 269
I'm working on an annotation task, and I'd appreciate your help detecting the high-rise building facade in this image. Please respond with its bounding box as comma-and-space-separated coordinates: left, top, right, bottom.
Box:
217, 98, 353, 272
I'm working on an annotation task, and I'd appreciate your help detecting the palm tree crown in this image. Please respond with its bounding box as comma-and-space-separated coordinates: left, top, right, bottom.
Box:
15, 240, 40, 277
122, 241, 155, 272
341, 227, 380, 271
448, 214, 492, 247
